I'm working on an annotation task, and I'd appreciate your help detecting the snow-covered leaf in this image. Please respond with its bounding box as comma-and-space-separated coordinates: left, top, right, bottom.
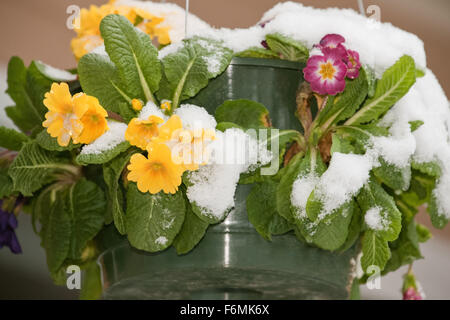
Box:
235, 47, 280, 59
265, 33, 309, 62
157, 37, 233, 108
76, 141, 130, 165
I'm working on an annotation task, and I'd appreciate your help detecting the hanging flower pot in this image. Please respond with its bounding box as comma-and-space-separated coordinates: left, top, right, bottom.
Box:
1, 1, 447, 301
95, 57, 358, 300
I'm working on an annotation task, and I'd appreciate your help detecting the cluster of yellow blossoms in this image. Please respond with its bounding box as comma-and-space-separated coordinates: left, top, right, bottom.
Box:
125, 111, 215, 194
43, 83, 108, 146
71, 0, 171, 60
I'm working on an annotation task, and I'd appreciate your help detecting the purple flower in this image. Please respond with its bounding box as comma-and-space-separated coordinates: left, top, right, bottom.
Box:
345, 49, 362, 79
316, 34, 347, 59
0, 201, 22, 254
303, 53, 347, 96
261, 40, 269, 49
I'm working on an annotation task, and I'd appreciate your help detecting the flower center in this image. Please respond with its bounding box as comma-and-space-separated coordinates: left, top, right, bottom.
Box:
319, 62, 336, 80
151, 162, 163, 171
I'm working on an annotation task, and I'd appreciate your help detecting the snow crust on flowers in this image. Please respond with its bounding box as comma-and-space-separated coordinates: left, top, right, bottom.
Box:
139, 101, 167, 120
116, 0, 211, 44
186, 128, 272, 219
80, 121, 127, 154
191, 2, 426, 77
365, 207, 388, 231
174, 104, 217, 130
39, 62, 77, 81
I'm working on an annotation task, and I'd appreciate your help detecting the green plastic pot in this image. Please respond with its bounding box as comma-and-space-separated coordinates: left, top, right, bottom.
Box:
97, 58, 357, 300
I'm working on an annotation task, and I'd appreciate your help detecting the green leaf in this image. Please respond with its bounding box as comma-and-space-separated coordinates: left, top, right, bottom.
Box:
0, 162, 14, 198
33, 60, 77, 82
383, 219, 423, 274
100, 14, 161, 103
318, 68, 368, 128
247, 181, 292, 241
411, 161, 441, 178
409, 120, 424, 132
235, 47, 280, 59
157, 37, 233, 109
35, 130, 81, 151
79, 261, 103, 300
415, 68, 425, 78
310, 201, 354, 251
215, 122, 244, 132
40, 191, 71, 273
265, 33, 309, 62
330, 133, 355, 155
76, 141, 130, 165
338, 203, 362, 252
103, 148, 137, 235
428, 195, 449, 229
346, 55, 416, 125
78, 53, 131, 115
0, 125, 30, 151
373, 158, 411, 191
126, 183, 186, 252
361, 230, 391, 272
215, 99, 271, 129
357, 180, 402, 242
5, 57, 51, 133
8, 142, 77, 196
65, 178, 106, 260
173, 202, 209, 254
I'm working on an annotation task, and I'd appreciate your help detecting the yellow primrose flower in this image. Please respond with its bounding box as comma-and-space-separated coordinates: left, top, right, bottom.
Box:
157, 115, 183, 141
131, 98, 143, 111
70, 2, 171, 60
160, 100, 172, 112
76, 95, 109, 144
127, 142, 185, 194
125, 115, 164, 150
43, 83, 88, 146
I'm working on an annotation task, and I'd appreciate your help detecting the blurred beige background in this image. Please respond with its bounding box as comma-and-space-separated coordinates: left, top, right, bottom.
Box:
0, 0, 449, 299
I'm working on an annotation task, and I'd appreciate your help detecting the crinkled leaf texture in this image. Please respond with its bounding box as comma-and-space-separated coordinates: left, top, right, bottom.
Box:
126, 183, 186, 252
8, 141, 75, 196
346, 55, 416, 125
76, 141, 130, 165
215, 99, 271, 129
36, 130, 81, 151
0, 125, 30, 151
100, 14, 161, 103
265, 33, 309, 62
157, 37, 233, 108
247, 180, 292, 241
173, 202, 209, 255
103, 148, 137, 235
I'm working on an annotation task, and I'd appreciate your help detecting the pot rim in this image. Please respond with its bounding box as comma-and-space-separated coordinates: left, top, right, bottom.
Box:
230, 57, 304, 70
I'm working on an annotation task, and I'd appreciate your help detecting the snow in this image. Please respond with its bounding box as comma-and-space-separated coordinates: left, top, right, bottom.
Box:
291, 174, 320, 218
139, 101, 167, 120
155, 236, 168, 245
316, 152, 373, 214
174, 104, 217, 130
38, 62, 77, 81
91, 45, 108, 57
79, 121, 127, 154
365, 207, 388, 231
186, 128, 272, 220
190, 1, 426, 77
